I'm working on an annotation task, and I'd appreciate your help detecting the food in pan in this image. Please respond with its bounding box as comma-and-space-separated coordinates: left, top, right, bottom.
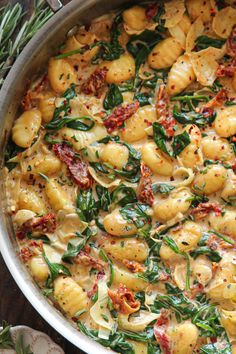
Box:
4, 0, 236, 353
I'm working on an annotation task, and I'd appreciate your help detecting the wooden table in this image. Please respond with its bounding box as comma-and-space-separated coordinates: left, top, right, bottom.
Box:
0, 1, 85, 352
0, 255, 85, 353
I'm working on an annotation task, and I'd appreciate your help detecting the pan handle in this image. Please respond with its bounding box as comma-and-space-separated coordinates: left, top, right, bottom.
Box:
46, 0, 63, 12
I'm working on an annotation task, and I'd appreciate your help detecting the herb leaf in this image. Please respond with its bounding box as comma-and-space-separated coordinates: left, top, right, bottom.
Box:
120, 202, 152, 236
104, 84, 123, 110
15, 334, 33, 354
196, 36, 226, 51
43, 252, 71, 287
0, 321, 14, 349
77, 189, 98, 222
152, 183, 175, 195
62, 228, 93, 263
172, 131, 191, 157
153, 122, 172, 156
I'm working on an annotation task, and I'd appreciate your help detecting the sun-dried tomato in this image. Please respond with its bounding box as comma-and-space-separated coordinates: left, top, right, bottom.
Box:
122, 259, 145, 273
53, 143, 93, 189
81, 68, 108, 96
137, 163, 154, 206
17, 213, 56, 240
156, 85, 177, 137
108, 284, 140, 314
203, 89, 228, 109
154, 311, 171, 354
145, 3, 158, 19
104, 101, 140, 133
190, 202, 222, 219
20, 241, 43, 262
75, 251, 104, 271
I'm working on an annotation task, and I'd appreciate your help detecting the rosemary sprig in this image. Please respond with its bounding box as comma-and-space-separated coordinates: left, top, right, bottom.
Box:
0, 0, 53, 87
0, 321, 34, 353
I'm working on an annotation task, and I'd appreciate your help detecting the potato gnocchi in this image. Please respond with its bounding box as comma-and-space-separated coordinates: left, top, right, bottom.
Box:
5, 1, 236, 353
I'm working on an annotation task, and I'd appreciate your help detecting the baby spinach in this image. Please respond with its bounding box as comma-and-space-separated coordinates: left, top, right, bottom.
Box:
96, 185, 111, 211
187, 194, 209, 208
173, 105, 216, 127
4, 138, 25, 171
190, 246, 222, 262
163, 236, 190, 290
200, 337, 231, 354
152, 183, 175, 195
120, 202, 152, 237
172, 131, 191, 157
153, 122, 172, 156
62, 228, 93, 263
112, 184, 137, 207
77, 322, 135, 354
134, 92, 153, 106
99, 249, 114, 287
153, 122, 190, 157
77, 189, 98, 222
196, 35, 226, 51
43, 251, 71, 287
103, 84, 123, 110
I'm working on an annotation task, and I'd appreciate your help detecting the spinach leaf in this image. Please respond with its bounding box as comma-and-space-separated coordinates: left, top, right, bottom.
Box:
45, 84, 76, 130
62, 228, 93, 262
173, 105, 216, 127
96, 185, 111, 211
103, 84, 123, 110
172, 131, 191, 157
43, 252, 71, 287
46, 115, 94, 131
153, 293, 225, 337
127, 29, 163, 88
112, 184, 137, 207
163, 236, 190, 290
44, 132, 73, 146
120, 202, 152, 236
0, 321, 14, 349
148, 343, 161, 354
27, 233, 50, 244
99, 249, 114, 287
152, 183, 175, 195
92, 14, 124, 62
190, 246, 222, 262
196, 35, 226, 51
187, 194, 209, 208
77, 189, 98, 222
134, 92, 153, 106
77, 322, 135, 354
4, 138, 25, 171
138, 260, 169, 284
153, 122, 172, 156
209, 230, 234, 245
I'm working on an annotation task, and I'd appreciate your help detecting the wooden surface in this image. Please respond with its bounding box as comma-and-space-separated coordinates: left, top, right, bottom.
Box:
0, 1, 85, 353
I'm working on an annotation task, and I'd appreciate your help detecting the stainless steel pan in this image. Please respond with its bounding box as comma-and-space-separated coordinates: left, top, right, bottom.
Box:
0, 1, 132, 352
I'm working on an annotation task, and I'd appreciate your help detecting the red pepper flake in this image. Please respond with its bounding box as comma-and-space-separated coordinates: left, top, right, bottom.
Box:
104, 101, 140, 133
137, 163, 154, 206
81, 68, 108, 96
53, 143, 93, 189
